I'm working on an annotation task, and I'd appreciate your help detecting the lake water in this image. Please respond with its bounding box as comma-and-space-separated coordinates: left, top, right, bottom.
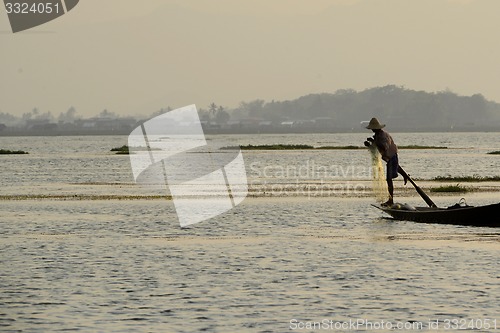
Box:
1, 133, 499, 332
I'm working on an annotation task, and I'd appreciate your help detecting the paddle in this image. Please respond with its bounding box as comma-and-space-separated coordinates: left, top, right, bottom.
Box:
397, 166, 437, 208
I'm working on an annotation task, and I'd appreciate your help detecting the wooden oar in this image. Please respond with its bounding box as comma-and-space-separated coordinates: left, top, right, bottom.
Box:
397, 166, 437, 208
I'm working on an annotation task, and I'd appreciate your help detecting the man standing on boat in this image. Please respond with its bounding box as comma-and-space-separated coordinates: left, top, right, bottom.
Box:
364, 118, 407, 207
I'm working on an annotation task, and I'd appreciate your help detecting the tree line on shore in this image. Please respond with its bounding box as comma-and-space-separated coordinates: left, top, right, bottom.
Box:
223, 85, 500, 130
1, 85, 500, 132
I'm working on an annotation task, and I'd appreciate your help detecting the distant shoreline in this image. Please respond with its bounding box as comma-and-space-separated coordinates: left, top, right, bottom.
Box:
1, 127, 500, 136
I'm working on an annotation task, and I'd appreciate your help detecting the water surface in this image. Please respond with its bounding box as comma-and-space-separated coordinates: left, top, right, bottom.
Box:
1, 134, 499, 332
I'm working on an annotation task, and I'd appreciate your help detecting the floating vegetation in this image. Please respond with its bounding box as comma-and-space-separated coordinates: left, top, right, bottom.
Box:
221, 144, 449, 150
487, 151, 500, 155
433, 175, 500, 182
0, 194, 172, 201
0, 149, 28, 154
110, 145, 130, 154
223, 144, 315, 150
111, 145, 161, 154
430, 184, 469, 193
398, 145, 448, 149
316, 145, 361, 150
223, 144, 362, 150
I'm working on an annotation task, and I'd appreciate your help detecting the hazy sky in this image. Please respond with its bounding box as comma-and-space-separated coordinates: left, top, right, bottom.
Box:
1, 0, 500, 117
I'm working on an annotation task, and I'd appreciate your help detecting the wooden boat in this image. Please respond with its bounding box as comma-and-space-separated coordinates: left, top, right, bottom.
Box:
364, 145, 499, 227
372, 202, 500, 227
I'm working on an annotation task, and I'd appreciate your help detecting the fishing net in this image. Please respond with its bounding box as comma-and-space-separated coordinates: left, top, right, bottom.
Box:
368, 145, 389, 203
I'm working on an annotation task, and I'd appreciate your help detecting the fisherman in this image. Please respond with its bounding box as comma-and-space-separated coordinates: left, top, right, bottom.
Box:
364, 117, 408, 207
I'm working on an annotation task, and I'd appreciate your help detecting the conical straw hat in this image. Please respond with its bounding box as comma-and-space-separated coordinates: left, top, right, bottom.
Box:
366, 117, 386, 129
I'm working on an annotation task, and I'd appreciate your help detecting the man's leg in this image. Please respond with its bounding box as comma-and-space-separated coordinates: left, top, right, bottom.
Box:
387, 178, 394, 204
382, 178, 394, 206
383, 155, 397, 206
398, 166, 409, 185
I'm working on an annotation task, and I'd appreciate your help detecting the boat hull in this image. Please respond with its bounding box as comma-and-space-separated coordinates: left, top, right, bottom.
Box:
373, 202, 500, 227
